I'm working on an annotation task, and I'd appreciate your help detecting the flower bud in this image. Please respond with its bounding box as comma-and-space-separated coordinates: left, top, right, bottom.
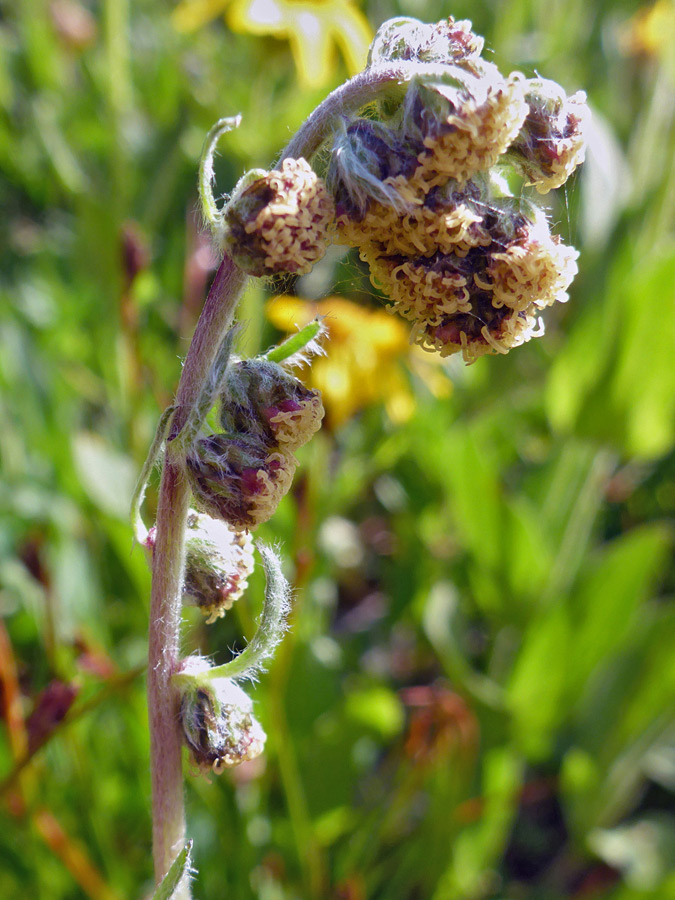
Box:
363, 201, 573, 363
185, 434, 297, 530
222, 157, 335, 276
509, 78, 589, 193
402, 66, 528, 186
183, 511, 255, 624
367, 16, 484, 68
339, 178, 493, 259
219, 359, 324, 453
424, 17, 485, 65
178, 661, 266, 775
484, 217, 579, 312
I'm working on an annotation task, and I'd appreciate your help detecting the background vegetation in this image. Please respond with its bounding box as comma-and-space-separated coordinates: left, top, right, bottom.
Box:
1, 0, 674, 897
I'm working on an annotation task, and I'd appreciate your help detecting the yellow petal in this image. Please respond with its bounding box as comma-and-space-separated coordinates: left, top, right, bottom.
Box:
266, 296, 317, 330
286, 10, 335, 88
623, 0, 675, 59
228, 0, 285, 33
172, 0, 230, 33
326, 0, 372, 74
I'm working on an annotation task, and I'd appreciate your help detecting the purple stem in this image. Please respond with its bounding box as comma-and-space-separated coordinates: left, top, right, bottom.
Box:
148, 256, 246, 883
147, 58, 437, 889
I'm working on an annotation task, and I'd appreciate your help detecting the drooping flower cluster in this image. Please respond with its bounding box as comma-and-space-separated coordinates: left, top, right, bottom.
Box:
222, 157, 335, 277
186, 356, 325, 531
327, 16, 588, 363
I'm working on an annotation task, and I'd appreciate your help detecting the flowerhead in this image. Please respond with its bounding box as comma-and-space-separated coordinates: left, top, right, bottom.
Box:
186, 434, 297, 530
183, 511, 255, 623
220, 358, 324, 452
178, 660, 266, 775
222, 158, 335, 277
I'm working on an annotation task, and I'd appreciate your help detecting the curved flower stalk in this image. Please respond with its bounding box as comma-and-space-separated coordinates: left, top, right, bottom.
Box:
137, 14, 588, 895
171, 543, 290, 775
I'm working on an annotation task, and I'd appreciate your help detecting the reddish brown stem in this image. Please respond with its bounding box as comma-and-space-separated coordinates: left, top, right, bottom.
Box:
148, 255, 247, 884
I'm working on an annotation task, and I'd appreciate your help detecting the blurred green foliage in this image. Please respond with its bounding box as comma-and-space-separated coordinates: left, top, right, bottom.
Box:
1, 0, 674, 898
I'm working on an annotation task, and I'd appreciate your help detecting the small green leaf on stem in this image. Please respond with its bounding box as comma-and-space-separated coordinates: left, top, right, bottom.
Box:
263, 318, 327, 366
199, 116, 242, 236
149, 841, 193, 900
130, 405, 176, 544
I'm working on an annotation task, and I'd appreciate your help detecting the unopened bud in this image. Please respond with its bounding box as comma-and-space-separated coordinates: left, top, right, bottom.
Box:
367, 16, 484, 68
222, 158, 335, 276
403, 66, 528, 186
509, 78, 589, 193
220, 359, 324, 452
178, 660, 266, 775
186, 435, 297, 530
183, 511, 255, 624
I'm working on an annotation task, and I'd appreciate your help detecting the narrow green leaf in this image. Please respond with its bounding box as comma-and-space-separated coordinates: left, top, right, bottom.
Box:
149, 842, 193, 900
567, 523, 673, 699
507, 603, 570, 759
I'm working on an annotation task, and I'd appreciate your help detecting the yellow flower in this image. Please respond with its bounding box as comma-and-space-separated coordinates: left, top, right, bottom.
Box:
622, 0, 675, 64
172, 0, 373, 89
266, 295, 451, 427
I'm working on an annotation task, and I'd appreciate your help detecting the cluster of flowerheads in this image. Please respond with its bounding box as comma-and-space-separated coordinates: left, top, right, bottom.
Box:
172, 337, 324, 772
145, 506, 262, 769
217, 15, 588, 363
328, 17, 588, 363
171, 540, 291, 775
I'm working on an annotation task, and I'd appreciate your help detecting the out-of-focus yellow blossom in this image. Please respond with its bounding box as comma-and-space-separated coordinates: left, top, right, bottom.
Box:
266, 295, 451, 428
172, 0, 372, 89
622, 0, 675, 67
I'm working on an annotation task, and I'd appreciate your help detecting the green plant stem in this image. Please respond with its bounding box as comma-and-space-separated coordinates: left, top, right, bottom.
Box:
148, 254, 247, 887
263, 319, 323, 364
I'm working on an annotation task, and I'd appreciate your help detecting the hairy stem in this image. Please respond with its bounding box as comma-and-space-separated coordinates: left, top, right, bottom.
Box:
280, 63, 450, 162
148, 254, 247, 886
148, 59, 434, 889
